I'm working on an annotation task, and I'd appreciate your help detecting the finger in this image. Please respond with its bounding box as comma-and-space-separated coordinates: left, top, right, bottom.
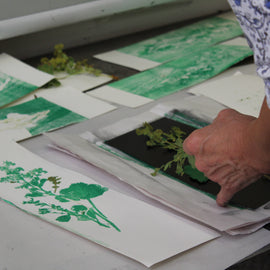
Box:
216, 173, 261, 207
183, 127, 213, 156
216, 186, 235, 207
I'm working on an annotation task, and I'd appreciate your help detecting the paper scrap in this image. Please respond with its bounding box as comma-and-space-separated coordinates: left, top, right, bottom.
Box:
87, 85, 153, 108
56, 72, 113, 92
189, 73, 265, 117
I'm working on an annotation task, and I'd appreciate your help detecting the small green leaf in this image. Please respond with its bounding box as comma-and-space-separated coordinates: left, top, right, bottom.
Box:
39, 208, 51, 214
187, 155, 196, 168
60, 183, 108, 201
77, 215, 92, 221
184, 165, 208, 183
55, 195, 70, 202
71, 205, 88, 213
56, 214, 71, 222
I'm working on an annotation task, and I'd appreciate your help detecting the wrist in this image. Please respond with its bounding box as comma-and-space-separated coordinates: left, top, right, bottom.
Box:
248, 98, 270, 173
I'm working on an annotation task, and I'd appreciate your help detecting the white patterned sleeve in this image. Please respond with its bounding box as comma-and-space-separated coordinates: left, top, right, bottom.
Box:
227, 0, 270, 108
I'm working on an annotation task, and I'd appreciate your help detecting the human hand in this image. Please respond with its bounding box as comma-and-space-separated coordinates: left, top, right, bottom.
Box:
183, 108, 269, 206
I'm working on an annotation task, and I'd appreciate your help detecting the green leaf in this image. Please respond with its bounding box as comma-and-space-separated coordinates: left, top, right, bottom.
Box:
184, 165, 208, 183
56, 214, 71, 222
71, 205, 88, 213
54, 195, 70, 202
187, 155, 196, 168
39, 208, 51, 214
77, 215, 92, 221
37, 64, 54, 74
60, 182, 108, 201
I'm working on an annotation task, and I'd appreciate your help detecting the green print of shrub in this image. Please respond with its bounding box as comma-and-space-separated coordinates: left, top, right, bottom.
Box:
0, 161, 120, 231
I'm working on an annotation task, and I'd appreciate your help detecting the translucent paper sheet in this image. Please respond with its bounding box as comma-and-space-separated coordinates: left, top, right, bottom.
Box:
46, 104, 270, 234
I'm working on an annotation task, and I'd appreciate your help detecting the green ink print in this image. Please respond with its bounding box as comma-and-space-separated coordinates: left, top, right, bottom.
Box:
118, 17, 243, 63
56, 214, 71, 222
0, 71, 37, 107
0, 161, 120, 231
0, 97, 87, 137
110, 45, 252, 100
60, 183, 120, 231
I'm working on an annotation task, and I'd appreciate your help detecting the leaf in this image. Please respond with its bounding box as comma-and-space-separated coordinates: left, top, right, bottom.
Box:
77, 215, 92, 221
56, 214, 71, 222
187, 155, 196, 168
39, 208, 51, 214
184, 165, 208, 183
71, 205, 88, 213
25, 191, 45, 197
54, 195, 70, 203
37, 64, 54, 74
60, 182, 108, 201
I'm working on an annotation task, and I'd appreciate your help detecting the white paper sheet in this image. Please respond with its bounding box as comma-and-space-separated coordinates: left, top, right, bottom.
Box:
0, 141, 219, 267
10, 86, 116, 119
94, 51, 160, 71
220, 36, 249, 47
188, 73, 265, 117
87, 85, 153, 108
0, 53, 53, 87
164, 228, 270, 270
56, 72, 113, 92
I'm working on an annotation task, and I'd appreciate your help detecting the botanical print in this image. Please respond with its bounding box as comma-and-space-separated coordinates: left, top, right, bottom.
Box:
0, 160, 120, 231
118, 16, 243, 63
0, 111, 50, 131
0, 97, 87, 140
0, 71, 37, 107
110, 45, 253, 99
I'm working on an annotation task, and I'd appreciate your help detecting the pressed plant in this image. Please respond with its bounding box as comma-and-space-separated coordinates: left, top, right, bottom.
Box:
136, 122, 208, 183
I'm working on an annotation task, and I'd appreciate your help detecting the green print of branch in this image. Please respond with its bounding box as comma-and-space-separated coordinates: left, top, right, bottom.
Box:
0, 161, 120, 231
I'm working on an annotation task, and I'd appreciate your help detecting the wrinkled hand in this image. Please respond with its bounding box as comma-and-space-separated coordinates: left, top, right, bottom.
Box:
183, 108, 270, 206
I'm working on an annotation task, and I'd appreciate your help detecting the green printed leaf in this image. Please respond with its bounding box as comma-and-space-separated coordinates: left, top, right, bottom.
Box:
60, 183, 108, 201
56, 214, 71, 222
39, 208, 51, 214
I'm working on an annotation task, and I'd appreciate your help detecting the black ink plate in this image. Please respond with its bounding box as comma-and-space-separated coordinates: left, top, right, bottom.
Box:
106, 117, 270, 209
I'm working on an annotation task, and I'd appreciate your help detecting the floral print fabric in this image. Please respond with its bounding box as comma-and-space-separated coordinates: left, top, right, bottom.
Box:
227, 0, 270, 107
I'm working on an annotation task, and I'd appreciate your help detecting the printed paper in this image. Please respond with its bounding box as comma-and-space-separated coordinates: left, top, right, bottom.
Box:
0, 141, 219, 267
